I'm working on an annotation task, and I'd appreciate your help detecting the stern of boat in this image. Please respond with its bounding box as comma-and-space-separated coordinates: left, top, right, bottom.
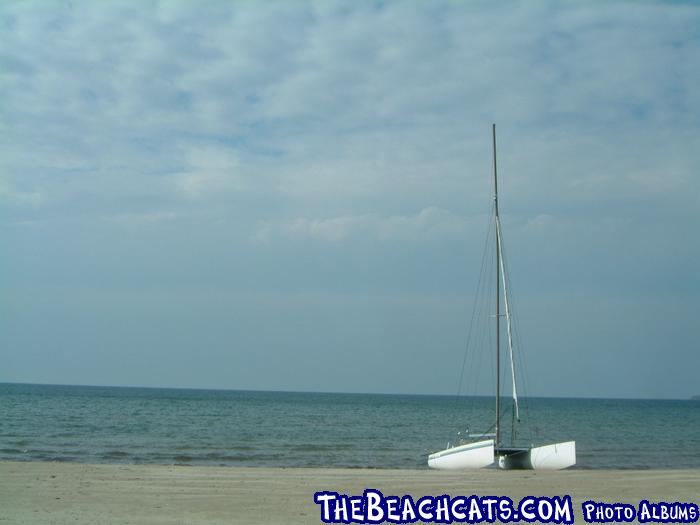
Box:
428, 439, 495, 469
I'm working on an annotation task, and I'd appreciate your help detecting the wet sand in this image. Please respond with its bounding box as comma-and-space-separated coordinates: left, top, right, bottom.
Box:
0, 461, 698, 524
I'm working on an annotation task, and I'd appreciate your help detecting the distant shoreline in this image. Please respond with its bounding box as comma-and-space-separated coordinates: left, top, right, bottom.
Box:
1, 381, 695, 402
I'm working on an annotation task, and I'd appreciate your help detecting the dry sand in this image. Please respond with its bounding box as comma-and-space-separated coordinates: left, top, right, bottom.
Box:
0, 461, 698, 524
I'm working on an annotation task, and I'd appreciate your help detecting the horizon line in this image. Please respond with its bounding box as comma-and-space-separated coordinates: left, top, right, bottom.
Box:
1, 381, 696, 402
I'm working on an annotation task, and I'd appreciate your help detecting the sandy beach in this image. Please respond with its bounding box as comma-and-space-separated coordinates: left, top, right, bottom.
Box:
0, 461, 697, 524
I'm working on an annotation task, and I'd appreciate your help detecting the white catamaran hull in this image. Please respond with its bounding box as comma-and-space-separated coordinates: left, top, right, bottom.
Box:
427, 127, 577, 472
497, 441, 576, 470
428, 439, 495, 470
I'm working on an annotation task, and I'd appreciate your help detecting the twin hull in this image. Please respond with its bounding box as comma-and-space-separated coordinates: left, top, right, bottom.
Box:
428, 439, 495, 470
428, 440, 576, 470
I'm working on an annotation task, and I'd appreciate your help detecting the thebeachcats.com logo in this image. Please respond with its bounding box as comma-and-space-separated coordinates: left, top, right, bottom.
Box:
313, 490, 699, 524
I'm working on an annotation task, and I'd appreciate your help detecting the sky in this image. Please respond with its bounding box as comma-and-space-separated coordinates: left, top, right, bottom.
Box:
1, 0, 699, 399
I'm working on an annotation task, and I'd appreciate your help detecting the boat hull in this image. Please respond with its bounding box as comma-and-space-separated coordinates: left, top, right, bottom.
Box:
497, 441, 576, 470
428, 439, 495, 469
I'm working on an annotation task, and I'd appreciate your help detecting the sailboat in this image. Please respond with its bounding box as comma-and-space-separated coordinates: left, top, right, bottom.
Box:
428, 125, 576, 470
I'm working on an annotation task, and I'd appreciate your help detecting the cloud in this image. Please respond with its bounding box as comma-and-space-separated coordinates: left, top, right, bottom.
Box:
254, 207, 472, 243
175, 146, 244, 198
2, 0, 700, 396
2, 0, 699, 225
105, 210, 177, 226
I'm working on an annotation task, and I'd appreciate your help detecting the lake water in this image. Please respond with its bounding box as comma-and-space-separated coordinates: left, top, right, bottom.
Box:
1, 383, 698, 469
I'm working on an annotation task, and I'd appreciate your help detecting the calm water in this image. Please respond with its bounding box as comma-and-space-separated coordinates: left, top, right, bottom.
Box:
1, 383, 699, 469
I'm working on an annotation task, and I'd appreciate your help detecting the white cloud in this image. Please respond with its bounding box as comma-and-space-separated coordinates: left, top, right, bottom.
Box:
105, 210, 177, 225
254, 207, 471, 244
175, 146, 244, 198
2, 0, 699, 222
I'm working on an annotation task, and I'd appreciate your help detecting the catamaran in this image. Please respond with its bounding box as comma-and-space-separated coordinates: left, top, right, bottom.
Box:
428, 125, 576, 470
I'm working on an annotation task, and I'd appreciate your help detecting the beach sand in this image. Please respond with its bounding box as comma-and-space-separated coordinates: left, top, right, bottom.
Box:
0, 461, 698, 524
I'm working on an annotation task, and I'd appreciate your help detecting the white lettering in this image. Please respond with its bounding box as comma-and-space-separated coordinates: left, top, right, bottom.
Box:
365, 490, 384, 523
315, 493, 335, 522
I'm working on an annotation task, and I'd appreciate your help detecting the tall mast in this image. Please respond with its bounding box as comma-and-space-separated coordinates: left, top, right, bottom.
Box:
493, 123, 501, 447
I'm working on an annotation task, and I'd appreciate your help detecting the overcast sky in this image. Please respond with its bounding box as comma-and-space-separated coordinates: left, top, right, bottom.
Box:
2, 0, 698, 399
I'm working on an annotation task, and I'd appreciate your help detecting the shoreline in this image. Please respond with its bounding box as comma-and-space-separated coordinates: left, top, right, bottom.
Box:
4, 457, 700, 471
1, 461, 698, 524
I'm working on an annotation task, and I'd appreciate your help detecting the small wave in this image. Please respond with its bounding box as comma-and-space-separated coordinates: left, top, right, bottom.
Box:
55, 456, 80, 462
48, 432, 81, 438
289, 444, 344, 452
290, 445, 321, 452
102, 450, 130, 459
0, 448, 26, 455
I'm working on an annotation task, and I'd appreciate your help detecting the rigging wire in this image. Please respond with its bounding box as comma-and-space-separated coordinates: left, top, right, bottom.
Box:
499, 225, 536, 444
449, 198, 548, 448
453, 203, 496, 433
